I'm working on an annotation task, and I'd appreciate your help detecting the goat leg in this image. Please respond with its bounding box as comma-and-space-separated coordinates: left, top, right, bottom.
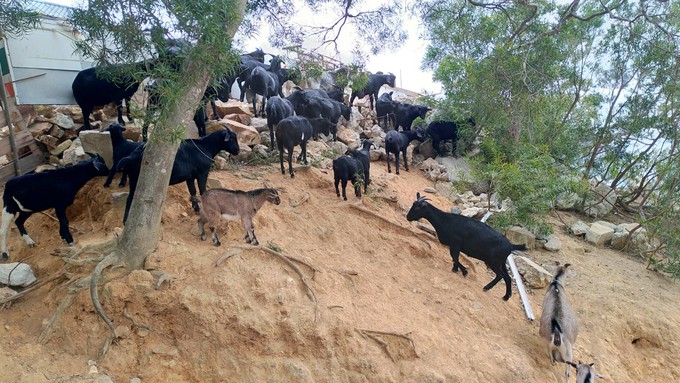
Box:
210, 227, 221, 246
449, 246, 468, 276
55, 207, 74, 246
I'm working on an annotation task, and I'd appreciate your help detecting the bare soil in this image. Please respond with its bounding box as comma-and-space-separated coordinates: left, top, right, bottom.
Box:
1, 159, 679, 382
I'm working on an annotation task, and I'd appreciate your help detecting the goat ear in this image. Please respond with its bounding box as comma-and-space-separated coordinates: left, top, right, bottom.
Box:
416, 192, 421, 200
567, 362, 578, 368
564, 263, 572, 269
595, 372, 604, 379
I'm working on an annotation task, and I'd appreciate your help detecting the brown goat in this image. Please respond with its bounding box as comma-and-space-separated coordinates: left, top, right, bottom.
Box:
198, 187, 280, 246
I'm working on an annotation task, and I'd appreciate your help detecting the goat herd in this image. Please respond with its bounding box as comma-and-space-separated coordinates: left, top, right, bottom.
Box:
0, 49, 604, 382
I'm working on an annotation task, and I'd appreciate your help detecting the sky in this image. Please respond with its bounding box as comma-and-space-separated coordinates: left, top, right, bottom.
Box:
44, 0, 443, 95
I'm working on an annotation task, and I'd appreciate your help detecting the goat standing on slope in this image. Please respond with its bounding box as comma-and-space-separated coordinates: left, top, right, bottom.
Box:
198, 187, 281, 246
406, 193, 526, 301
539, 263, 580, 383
567, 361, 605, 382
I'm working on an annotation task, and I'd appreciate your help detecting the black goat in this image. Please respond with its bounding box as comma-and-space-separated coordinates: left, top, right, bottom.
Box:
385, 129, 425, 174
406, 193, 527, 301
327, 85, 344, 103
265, 96, 295, 149
285, 87, 331, 116
346, 139, 374, 192
394, 102, 431, 131
376, 91, 395, 129
118, 129, 240, 222
1, 155, 109, 260
72, 62, 150, 130
103, 124, 144, 188
275, 116, 317, 178
238, 56, 286, 102
426, 118, 474, 157
349, 72, 396, 110
249, 66, 280, 117
333, 156, 364, 200
308, 118, 336, 140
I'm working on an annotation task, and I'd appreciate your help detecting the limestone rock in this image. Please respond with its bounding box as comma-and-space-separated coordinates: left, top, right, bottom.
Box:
328, 141, 348, 155
50, 140, 73, 156
39, 134, 59, 150
556, 192, 580, 210
582, 180, 617, 217
514, 256, 552, 289
51, 113, 75, 130
337, 128, 360, 148
505, 226, 537, 249
224, 113, 253, 127
0, 263, 37, 287
80, 130, 114, 169
585, 222, 614, 246
250, 117, 268, 132
461, 207, 482, 218
570, 220, 589, 236
543, 235, 562, 252
221, 119, 261, 146
364, 125, 383, 139
28, 122, 53, 137
212, 100, 252, 117
236, 144, 252, 161
418, 140, 436, 159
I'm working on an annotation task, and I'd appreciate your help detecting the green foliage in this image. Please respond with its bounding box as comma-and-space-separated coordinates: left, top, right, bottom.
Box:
0, 0, 40, 38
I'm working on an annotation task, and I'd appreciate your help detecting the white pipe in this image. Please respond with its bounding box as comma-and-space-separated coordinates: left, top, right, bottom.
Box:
480, 210, 535, 321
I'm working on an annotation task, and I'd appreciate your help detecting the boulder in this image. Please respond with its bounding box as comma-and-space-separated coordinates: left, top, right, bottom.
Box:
213, 156, 229, 170
461, 207, 482, 218
48, 124, 64, 139
236, 143, 252, 161
51, 113, 75, 130
252, 144, 269, 157
249, 117, 268, 133
543, 235, 562, 252
50, 140, 73, 156
28, 122, 53, 138
582, 180, 617, 217
212, 100, 252, 117
370, 147, 385, 161
0, 263, 37, 287
505, 226, 537, 249
570, 220, 589, 236
556, 192, 580, 210
418, 140, 436, 159
337, 128, 360, 148
38, 134, 59, 150
306, 140, 330, 157
328, 141, 348, 155
585, 222, 614, 246
364, 125, 383, 139
223, 113, 253, 127
514, 256, 552, 289
80, 130, 114, 169
220, 119, 261, 146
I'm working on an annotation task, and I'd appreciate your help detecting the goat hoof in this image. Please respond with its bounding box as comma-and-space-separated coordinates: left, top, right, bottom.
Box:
502, 295, 511, 301
214, 241, 221, 247
118, 182, 126, 188
1, 252, 8, 262
200, 235, 206, 241
103, 183, 111, 188
290, 174, 295, 178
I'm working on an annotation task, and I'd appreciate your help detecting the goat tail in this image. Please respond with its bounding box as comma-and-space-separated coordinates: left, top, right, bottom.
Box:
512, 244, 528, 251
551, 319, 563, 347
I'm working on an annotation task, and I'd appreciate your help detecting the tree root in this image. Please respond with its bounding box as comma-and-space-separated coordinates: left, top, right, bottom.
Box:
123, 308, 150, 332
348, 204, 433, 249
289, 192, 310, 207
356, 328, 419, 362
60, 256, 105, 266
90, 252, 121, 358
52, 237, 117, 260
39, 294, 75, 344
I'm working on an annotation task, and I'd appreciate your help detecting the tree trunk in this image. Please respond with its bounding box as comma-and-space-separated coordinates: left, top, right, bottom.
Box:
116, 0, 246, 270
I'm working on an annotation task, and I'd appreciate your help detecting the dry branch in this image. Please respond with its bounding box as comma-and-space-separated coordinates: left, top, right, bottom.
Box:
0, 272, 66, 306
356, 328, 419, 362
347, 204, 433, 249
90, 252, 121, 358
39, 293, 75, 344
416, 222, 437, 236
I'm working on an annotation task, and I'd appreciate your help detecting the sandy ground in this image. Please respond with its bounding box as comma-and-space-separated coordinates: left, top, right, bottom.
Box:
1, 157, 679, 383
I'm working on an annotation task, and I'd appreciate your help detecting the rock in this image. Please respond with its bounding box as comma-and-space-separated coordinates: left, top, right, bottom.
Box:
582, 180, 617, 217
39, 134, 59, 149
48, 124, 64, 139
252, 144, 268, 157
151, 343, 179, 357
89, 366, 99, 374
305, 140, 330, 157
223, 113, 253, 127
130, 378, 142, 383
28, 122, 53, 138
205, 120, 226, 135
556, 192, 580, 210
0, 287, 18, 299
543, 235, 562, 252
51, 113, 75, 130
423, 187, 437, 194
418, 140, 436, 159
610, 230, 629, 250
213, 156, 228, 170
0, 263, 36, 287
594, 220, 617, 230
49, 155, 61, 165
364, 125, 383, 138
585, 222, 615, 246
93, 375, 113, 383
461, 207, 481, 218
570, 220, 589, 236
50, 140, 73, 156
505, 226, 536, 249
328, 141, 348, 155
212, 100, 252, 117
236, 144, 252, 161
115, 325, 131, 339
61, 147, 79, 165
220, 119, 261, 146
337, 128, 360, 148
369, 148, 382, 161
250, 117, 268, 132
450, 206, 462, 215
80, 130, 115, 169
514, 256, 552, 289
259, 131, 271, 147
34, 105, 56, 118
420, 158, 440, 172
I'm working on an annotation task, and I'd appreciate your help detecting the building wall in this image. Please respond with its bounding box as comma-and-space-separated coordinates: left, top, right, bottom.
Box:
4, 17, 92, 105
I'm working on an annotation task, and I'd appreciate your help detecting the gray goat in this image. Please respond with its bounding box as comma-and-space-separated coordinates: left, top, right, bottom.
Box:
539, 263, 579, 383
567, 362, 605, 382
198, 187, 280, 246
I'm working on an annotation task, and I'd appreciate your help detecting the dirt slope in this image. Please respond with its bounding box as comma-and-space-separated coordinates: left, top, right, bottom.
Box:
1, 160, 679, 383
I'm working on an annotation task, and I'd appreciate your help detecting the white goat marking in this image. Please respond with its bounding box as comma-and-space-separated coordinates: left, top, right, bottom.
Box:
1, 207, 16, 257
221, 213, 240, 222
22, 234, 35, 246
301, 132, 305, 141
12, 196, 32, 212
